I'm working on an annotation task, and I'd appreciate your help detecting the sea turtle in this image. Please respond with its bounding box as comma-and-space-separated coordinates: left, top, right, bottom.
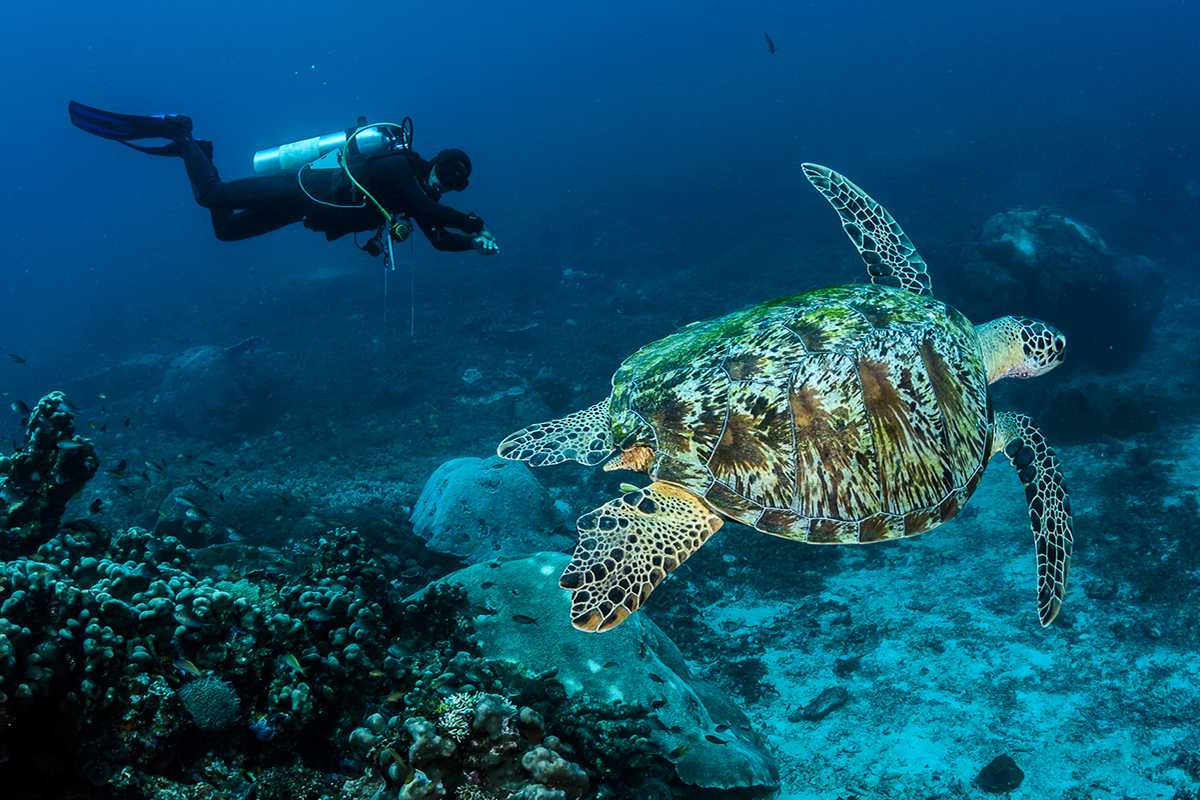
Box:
498, 164, 1073, 633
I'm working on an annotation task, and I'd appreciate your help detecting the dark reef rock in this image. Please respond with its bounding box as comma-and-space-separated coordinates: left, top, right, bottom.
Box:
158, 342, 255, 438
977, 753, 1025, 792
960, 209, 1166, 372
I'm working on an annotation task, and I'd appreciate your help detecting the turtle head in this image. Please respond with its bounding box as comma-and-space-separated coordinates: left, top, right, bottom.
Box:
977, 316, 1066, 384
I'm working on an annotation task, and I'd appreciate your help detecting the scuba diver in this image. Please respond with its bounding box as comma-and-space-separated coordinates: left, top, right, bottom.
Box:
67, 101, 499, 257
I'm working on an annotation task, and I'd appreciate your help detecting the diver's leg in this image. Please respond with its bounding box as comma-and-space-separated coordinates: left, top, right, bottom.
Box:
177, 133, 225, 207
208, 207, 306, 242
205, 174, 306, 240
176, 134, 306, 240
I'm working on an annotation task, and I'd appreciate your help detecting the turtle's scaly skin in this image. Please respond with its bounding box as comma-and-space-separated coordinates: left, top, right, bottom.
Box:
608, 283, 991, 544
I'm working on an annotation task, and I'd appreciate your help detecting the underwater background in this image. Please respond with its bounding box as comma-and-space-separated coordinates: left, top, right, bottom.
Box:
2, 0, 1199, 798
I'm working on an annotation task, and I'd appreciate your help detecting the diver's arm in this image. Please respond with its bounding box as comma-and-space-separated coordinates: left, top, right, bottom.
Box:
374, 155, 485, 234
414, 218, 477, 252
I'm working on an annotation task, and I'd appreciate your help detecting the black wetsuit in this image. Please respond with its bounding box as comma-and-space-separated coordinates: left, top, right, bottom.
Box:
178, 134, 484, 248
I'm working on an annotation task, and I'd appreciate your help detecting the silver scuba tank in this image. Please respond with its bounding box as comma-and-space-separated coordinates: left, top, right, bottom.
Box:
252, 117, 402, 175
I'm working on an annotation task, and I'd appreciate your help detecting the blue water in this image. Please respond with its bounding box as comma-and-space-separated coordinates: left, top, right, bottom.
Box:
2, 0, 1197, 403
2, 3, 1199, 795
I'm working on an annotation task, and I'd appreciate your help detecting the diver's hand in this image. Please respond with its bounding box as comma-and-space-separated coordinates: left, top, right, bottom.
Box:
472, 225, 499, 256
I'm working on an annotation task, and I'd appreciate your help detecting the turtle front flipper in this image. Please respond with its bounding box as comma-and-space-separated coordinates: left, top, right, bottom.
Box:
497, 398, 615, 467
560, 482, 723, 632
992, 411, 1073, 626
802, 163, 933, 297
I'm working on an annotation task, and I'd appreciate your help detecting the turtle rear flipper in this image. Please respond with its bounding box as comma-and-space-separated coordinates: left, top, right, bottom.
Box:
992, 412, 1074, 626
560, 482, 723, 632
802, 163, 933, 297
497, 398, 614, 467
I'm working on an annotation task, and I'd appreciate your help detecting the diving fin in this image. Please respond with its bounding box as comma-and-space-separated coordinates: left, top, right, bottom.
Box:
69, 101, 194, 147
121, 139, 214, 160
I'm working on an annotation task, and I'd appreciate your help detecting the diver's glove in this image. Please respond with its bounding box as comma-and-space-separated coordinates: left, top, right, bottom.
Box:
472, 225, 499, 256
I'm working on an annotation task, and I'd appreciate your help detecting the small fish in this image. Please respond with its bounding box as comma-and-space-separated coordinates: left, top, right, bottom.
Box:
647, 672, 667, 684
145, 537, 175, 554
645, 716, 670, 732
387, 642, 414, 658
282, 653, 306, 676
7, 354, 26, 365
174, 609, 210, 628
715, 724, 731, 733
173, 658, 202, 677
667, 745, 690, 759
176, 496, 201, 509
602, 661, 619, 669
479, 581, 496, 590
145, 460, 166, 475
61, 399, 82, 412
619, 483, 641, 494
185, 506, 213, 522
88, 499, 104, 515
1, 486, 23, 504
225, 526, 249, 542
385, 690, 405, 703
765, 33, 776, 54
123, 418, 131, 427
704, 734, 727, 745
11, 400, 30, 415
401, 566, 424, 579
307, 608, 335, 622
189, 477, 211, 491
512, 614, 537, 625
115, 484, 136, 497
56, 440, 86, 450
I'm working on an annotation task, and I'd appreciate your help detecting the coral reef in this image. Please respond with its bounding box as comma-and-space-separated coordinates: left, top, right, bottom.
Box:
411, 456, 571, 564
0, 515, 731, 797
348, 692, 591, 800
0, 391, 98, 556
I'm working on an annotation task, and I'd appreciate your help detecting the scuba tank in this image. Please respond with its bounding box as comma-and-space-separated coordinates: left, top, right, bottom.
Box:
252, 116, 411, 175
